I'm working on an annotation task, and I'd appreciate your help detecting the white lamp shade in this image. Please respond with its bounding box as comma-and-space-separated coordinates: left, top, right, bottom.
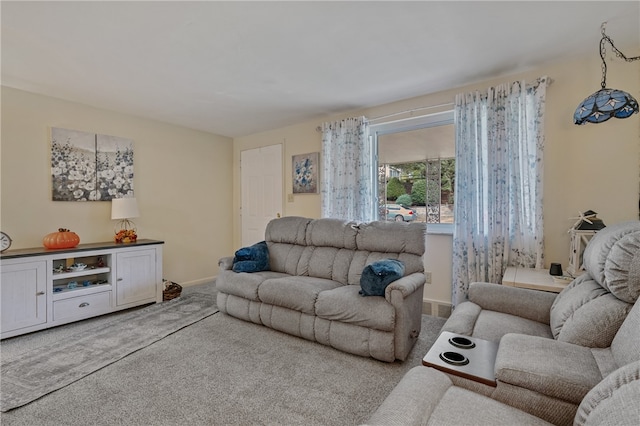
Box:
111, 197, 140, 220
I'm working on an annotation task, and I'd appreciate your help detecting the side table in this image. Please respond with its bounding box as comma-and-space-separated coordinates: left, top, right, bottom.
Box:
502, 267, 570, 293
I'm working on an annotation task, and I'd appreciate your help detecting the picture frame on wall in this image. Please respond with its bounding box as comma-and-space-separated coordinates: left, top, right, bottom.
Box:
51, 127, 134, 201
292, 152, 319, 194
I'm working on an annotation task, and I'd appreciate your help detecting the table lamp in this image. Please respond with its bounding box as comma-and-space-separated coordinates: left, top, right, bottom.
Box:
111, 197, 139, 243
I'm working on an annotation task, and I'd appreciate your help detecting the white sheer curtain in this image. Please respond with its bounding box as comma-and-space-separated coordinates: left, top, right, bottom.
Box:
320, 117, 375, 222
451, 77, 547, 306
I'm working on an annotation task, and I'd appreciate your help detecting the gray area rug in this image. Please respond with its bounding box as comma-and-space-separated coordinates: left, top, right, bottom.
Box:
0, 282, 446, 425
1, 292, 218, 412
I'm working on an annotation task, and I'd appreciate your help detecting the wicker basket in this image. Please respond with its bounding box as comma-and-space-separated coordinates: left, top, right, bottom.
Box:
163, 281, 182, 301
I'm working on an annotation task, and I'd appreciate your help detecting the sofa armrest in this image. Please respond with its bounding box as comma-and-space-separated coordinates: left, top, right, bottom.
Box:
218, 256, 234, 271
469, 282, 556, 324
495, 333, 603, 404
367, 366, 454, 425
384, 272, 425, 303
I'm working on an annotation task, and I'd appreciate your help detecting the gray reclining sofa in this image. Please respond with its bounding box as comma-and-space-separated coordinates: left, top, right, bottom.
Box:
216, 216, 427, 362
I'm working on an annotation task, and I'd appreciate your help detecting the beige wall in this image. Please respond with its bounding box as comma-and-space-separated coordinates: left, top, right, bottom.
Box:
3, 49, 637, 300
1, 86, 234, 286
233, 52, 640, 306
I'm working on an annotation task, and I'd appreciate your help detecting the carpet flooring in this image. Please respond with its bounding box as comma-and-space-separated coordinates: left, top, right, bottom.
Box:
1, 292, 219, 412
0, 282, 446, 425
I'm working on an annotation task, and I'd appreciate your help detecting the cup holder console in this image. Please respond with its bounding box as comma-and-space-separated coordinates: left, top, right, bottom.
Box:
423, 332, 499, 387
439, 351, 469, 366
448, 336, 476, 349
440, 336, 475, 366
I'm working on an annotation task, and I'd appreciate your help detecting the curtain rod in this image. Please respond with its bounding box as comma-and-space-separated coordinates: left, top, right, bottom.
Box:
367, 102, 454, 123
315, 77, 553, 132
315, 102, 454, 132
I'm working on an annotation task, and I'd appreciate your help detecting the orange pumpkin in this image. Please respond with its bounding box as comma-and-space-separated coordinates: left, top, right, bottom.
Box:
43, 228, 80, 249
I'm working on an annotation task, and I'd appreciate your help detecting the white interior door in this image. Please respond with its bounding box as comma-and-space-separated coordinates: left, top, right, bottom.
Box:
241, 144, 283, 246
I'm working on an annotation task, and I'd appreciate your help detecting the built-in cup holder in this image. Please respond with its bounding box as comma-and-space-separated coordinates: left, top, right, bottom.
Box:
439, 351, 469, 366
448, 336, 476, 349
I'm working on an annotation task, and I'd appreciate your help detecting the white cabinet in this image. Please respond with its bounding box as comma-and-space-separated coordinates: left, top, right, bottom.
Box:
1, 260, 47, 333
116, 248, 158, 307
0, 239, 163, 339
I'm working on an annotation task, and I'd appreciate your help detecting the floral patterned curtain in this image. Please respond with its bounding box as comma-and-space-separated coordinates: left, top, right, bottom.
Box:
320, 117, 375, 222
451, 77, 547, 306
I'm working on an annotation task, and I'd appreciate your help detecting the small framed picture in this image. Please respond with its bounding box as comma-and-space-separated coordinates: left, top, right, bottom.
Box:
292, 152, 319, 194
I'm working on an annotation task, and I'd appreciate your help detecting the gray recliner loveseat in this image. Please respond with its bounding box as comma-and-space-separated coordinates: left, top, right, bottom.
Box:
431, 220, 640, 424
216, 216, 427, 362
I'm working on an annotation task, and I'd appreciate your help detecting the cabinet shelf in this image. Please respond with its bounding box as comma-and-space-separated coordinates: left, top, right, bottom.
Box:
52, 266, 111, 280
52, 283, 113, 301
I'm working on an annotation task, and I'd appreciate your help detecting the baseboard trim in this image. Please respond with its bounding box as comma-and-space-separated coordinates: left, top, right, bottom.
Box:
422, 299, 452, 318
178, 276, 217, 287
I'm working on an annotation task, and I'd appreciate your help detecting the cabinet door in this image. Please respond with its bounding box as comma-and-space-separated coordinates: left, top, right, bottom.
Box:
1, 261, 47, 333
116, 249, 157, 306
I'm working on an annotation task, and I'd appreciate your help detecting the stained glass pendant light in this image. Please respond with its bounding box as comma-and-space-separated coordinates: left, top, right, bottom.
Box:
574, 23, 640, 125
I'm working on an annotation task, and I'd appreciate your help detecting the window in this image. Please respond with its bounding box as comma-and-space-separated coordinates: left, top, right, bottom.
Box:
371, 111, 455, 233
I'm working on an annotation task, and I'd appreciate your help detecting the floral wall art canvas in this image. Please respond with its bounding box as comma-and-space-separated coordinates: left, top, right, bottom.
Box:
51, 127, 134, 201
292, 152, 319, 194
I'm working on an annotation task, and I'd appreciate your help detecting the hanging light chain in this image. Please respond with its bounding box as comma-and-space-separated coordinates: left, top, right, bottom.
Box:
599, 22, 640, 89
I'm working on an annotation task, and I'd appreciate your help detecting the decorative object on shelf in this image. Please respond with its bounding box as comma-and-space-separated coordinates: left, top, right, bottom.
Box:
568, 229, 598, 277
568, 210, 606, 232
69, 263, 87, 271
574, 22, 640, 125
567, 210, 604, 277
292, 152, 319, 194
549, 263, 563, 276
43, 228, 80, 249
552, 275, 573, 285
162, 280, 182, 301
111, 197, 139, 243
51, 127, 134, 201
0, 231, 12, 252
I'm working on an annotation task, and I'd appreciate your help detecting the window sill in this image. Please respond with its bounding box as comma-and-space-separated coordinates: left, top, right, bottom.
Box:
426, 223, 454, 235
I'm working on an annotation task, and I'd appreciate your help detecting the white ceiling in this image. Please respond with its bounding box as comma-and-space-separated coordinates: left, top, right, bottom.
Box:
2, 1, 639, 138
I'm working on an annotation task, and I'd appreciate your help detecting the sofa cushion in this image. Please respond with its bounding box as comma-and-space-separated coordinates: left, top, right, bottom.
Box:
265, 216, 310, 245
216, 270, 290, 301
604, 232, 640, 303
232, 241, 270, 273
359, 259, 405, 296
315, 285, 395, 331
550, 275, 632, 347
582, 221, 640, 301
496, 334, 602, 404
297, 246, 355, 284
611, 299, 640, 368
266, 243, 306, 275
305, 218, 358, 249
258, 276, 342, 315
574, 361, 640, 426
355, 220, 425, 256
472, 310, 554, 342
367, 366, 553, 426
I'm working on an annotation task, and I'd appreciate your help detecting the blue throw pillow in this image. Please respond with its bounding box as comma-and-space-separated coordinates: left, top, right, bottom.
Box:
232, 241, 270, 273
359, 259, 405, 296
